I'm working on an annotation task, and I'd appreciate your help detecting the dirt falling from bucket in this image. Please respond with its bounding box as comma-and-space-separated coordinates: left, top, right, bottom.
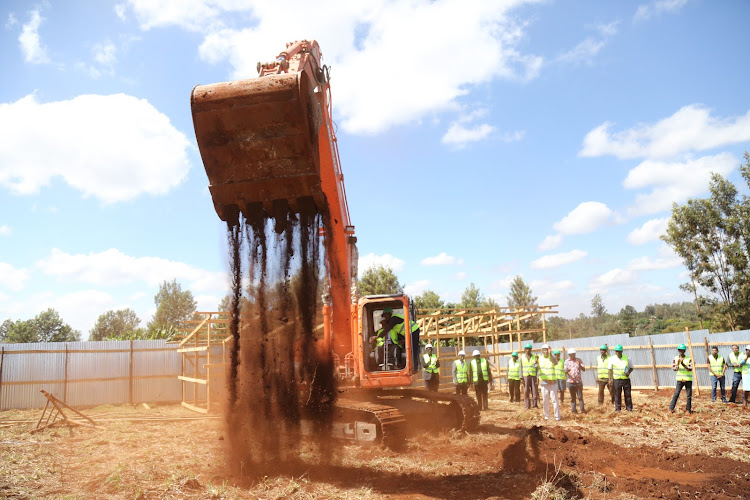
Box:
224, 200, 336, 478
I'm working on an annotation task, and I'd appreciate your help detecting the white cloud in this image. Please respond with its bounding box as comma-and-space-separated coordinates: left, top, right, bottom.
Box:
589, 268, 638, 292
0, 94, 191, 203
530, 279, 574, 292
634, 0, 688, 21
538, 234, 563, 251
626, 217, 669, 245
6, 13, 18, 28
455, 272, 467, 281
0, 225, 11, 236
530, 249, 588, 269
404, 280, 431, 297
358, 252, 405, 273
557, 38, 605, 66
421, 252, 462, 266
36, 248, 227, 292
624, 153, 736, 215
596, 21, 620, 37
123, 0, 543, 135
580, 105, 750, 160
442, 122, 496, 149
628, 255, 681, 271
19, 8, 49, 64
490, 275, 515, 290
0, 262, 30, 291
553, 201, 616, 235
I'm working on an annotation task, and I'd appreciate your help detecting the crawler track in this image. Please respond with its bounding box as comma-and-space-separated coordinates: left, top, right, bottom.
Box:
334, 398, 407, 448
391, 389, 480, 432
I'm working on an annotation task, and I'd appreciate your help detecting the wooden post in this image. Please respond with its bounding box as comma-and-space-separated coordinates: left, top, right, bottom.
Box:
515, 310, 521, 348
0, 346, 5, 409
685, 327, 700, 396
194, 323, 199, 406
542, 312, 547, 344
63, 344, 70, 403
129, 340, 134, 405
648, 336, 658, 391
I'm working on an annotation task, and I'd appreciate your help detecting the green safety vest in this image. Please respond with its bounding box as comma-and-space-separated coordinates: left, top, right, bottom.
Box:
610, 355, 630, 380
742, 359, 750, 378
375, 327, 403, 348
453, 359, 468, 384
522, 353, 538, 377
597, 355, 611, 380
709, 355, 724, 376
729, 352, 745, 373
508, 358, 521, 380
554, 358, 566, 380
423, 353, 439, 373
674, 355, 693, 382
391, 314, 419, 334
538, 355, 556, 381
471, 358, 489, 383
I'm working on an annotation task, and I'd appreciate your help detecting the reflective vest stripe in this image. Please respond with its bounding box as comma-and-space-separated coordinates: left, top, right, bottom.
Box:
423, 353, 439, 373
742, 361, 750, 377
675, 356, 693, 381
522, 354, 538, 377
508, 359, 521, 380
555, 359, 566, 380
453, 360, 468, 383
729, 352, 744, 373
538, 356, 556, 381
597, 356, 611, 379
471, 358, 489, 383
709, 355, 724, 375
611, 355, 629, 380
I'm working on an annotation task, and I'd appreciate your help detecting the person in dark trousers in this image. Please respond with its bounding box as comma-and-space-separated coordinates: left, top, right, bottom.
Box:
669, 344, 693, 414
608, 344, 633, 412
596, 344, 614, 405
564, 348, 585, 414
452, 350, 469, 395
422, 343, 440, 392
520, 343, 539, 409
507, 351, 522, 403
708, 345, 727, 403
727, 344, 746, 403
468, 350, 493, 411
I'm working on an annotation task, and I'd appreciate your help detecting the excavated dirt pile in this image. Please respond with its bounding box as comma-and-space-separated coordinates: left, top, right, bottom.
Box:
224, 200, 336, 477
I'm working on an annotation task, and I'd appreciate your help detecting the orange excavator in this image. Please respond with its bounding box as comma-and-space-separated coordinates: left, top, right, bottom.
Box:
191, 40, 478, 446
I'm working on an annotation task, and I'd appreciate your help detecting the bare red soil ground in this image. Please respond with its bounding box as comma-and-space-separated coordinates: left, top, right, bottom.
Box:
1, 388, 749, 499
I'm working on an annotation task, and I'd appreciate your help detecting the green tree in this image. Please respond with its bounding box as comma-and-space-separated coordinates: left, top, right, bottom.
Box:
619, 305, 637, 335
1, 319, 37, 343
89, 309, 142, 341
506, 275, 538, 310
359, 265, 403, 296
591, 294, 606, 317
460, 283, 484, 308
148, 279, 197, 334
415, 290, 444, 310
0, 309, 81, 343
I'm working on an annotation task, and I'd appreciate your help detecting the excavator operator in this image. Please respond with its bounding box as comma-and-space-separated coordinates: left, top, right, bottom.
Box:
381, 307, 421, 371
369, 318, 398, 369
375, 308, 406, 368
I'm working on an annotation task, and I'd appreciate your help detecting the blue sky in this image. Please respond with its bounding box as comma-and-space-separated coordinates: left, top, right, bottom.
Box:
1, 0, 750, 337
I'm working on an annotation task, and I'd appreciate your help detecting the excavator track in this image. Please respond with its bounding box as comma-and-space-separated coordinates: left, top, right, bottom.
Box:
386, 389, 480, 432
333, 398, 407, 448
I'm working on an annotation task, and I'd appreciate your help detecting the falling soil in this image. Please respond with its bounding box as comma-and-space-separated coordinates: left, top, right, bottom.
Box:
224, 199, 336, 478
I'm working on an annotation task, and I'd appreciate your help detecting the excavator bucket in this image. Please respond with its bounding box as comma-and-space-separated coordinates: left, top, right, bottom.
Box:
191, 72, 325, 223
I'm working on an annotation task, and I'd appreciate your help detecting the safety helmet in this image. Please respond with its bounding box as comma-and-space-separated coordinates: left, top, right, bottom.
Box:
677, 343, 686, 350
458, 350, 465, 356
745, 344, 750, 351
542, 344, 550, 349
614, 344, 623, 352
599, 344, 608, 350
472, 349, 481, 356
552, 349, 561, 355
511, 351, 518, 357
568, 348, 576, 354
425, 343, 433, 349
524, 343, 533, 349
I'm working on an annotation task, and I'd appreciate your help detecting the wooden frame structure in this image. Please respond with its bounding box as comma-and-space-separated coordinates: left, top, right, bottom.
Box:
176, 312, 230, 414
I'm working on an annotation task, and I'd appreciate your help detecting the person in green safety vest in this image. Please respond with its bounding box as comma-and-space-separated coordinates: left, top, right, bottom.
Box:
422, 343, 440, 392
539, 344, 561, 420
508, 352, 522, 403
520, 343, 539, 409
596, 344, 614, 406
468, 350, 493, 411
741, 345, 750, 408
607, 344, 633, 412
380, 307, 408, 369
669, 343, 694, 414
553, 349, 566, 404
452, 350, 469, 395
727, 344, 746, 404
369, 318, 394, 370
708, 345, 727, 403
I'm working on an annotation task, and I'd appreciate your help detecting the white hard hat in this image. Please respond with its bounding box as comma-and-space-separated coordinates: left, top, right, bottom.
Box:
425, 343, 433, 349
746, 345, 750, 350
458, 350, 465, 356
568, 348, 576, 354
472, 349, 481, 356
542, 344, 550, 349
